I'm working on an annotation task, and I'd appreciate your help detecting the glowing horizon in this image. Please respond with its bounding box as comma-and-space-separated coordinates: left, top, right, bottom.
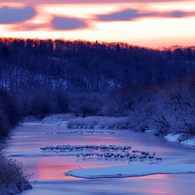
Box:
0, 0, 195, 48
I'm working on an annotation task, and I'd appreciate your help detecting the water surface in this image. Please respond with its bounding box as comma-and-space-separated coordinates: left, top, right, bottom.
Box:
3, 123, 195, 195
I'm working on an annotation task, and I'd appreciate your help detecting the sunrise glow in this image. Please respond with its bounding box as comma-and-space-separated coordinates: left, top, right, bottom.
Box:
0, 0, 195, 47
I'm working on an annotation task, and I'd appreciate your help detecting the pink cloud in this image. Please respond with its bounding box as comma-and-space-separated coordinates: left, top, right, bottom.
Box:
0, 0, 190, 5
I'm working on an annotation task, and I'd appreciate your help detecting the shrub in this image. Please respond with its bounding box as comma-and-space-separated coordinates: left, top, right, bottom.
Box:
0, 88, 21, 138
0, 154, 32, 195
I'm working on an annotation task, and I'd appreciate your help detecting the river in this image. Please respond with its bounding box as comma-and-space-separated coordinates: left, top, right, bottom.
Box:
2, 122, 195, 195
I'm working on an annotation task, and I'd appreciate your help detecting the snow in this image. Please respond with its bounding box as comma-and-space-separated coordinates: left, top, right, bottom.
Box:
42, 113, 76, 125
165, 134, 195, 147
65, 164, 195, 179
180, 139, 195, 147
165, 134, 180, 143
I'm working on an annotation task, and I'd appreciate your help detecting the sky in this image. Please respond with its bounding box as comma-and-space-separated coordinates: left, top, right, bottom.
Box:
0, 0, 195, 48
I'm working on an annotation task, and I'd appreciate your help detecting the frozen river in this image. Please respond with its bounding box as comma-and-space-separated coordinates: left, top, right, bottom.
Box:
3, 122, 195, 195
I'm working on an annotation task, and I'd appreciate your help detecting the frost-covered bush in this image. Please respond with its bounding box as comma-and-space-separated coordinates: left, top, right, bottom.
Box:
0, 154, 32, 195
128, 74, 195, 138
164, 76, 195, 139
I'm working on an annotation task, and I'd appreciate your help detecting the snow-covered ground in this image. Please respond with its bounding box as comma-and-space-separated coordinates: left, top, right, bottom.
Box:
42, 113, 76, 125
165, 134, 195, 148
65, 164, 195, 179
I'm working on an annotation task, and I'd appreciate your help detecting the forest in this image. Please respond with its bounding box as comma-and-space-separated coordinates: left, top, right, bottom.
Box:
1, 37, 195, 140
1, 37, 195, 92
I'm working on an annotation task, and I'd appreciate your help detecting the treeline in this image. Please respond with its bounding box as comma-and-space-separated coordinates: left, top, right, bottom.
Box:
101, 72, 195, 139
15, 90, 102, 119
1, 37, 195, 139
13, 71, 195, 140
0, 88, 21, 138
1, 37, 195, 92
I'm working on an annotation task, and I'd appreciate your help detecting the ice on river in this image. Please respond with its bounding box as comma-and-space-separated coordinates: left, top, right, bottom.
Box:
65, 164, 195, 179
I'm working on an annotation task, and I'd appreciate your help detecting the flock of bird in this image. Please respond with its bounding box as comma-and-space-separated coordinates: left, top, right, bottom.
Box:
47, 130, 115, 134
40, 144, 162, 160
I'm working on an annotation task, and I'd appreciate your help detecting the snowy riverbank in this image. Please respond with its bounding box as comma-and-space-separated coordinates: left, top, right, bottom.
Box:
41, 114, 195, 149
165, 134, 195, 148
65, 164, 195, 179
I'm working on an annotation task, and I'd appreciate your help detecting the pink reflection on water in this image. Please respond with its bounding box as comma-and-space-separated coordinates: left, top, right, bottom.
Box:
34, 157, 82, 180
26, 156, 126, 180
124, 174, 183, 194
4, 122, 195, 195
